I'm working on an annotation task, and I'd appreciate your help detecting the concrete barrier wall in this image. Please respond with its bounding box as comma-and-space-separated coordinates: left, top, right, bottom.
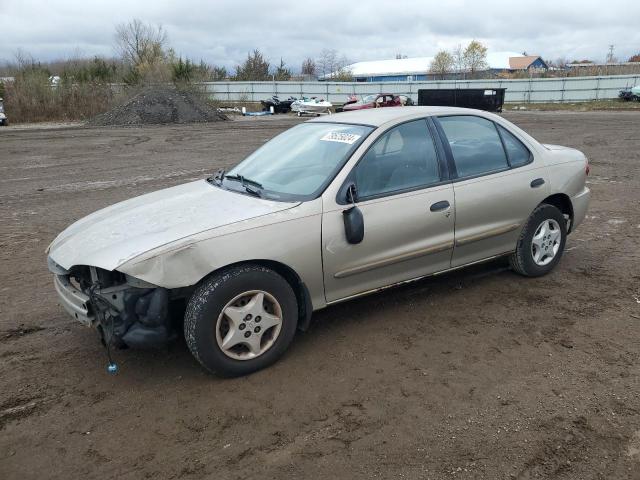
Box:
201, 74, 640, 104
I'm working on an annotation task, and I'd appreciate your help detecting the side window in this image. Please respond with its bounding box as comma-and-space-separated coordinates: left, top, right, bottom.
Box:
497, 124, 532, 167
355, 119, 440, 199
438, 116, 508, 178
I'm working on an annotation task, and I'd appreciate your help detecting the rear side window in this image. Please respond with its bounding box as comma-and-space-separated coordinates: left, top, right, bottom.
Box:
497, 124, 532, 167
438, 116, 508, 178
355, 119, 440, 199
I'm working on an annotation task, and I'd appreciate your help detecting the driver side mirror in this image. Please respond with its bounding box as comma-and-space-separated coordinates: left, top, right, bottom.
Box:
342, 183, 364, 244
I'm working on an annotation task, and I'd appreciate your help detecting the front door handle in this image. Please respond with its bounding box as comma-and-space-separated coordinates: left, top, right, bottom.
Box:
530, 178, 545, 188
430, 200, 450, 212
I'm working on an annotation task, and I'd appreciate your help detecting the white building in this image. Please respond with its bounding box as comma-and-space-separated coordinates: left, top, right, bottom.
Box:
322, 52, 546, 82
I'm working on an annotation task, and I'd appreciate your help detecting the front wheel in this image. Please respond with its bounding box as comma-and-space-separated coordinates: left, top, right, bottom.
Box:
510, 204, 567, 277
184, 265, 298, 377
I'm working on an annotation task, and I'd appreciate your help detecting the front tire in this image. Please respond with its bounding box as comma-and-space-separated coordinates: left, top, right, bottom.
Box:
184, 265, 298, 377
510, 204, 567, 277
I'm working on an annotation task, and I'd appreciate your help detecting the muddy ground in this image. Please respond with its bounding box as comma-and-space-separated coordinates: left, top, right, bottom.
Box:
1, 112, 639, 479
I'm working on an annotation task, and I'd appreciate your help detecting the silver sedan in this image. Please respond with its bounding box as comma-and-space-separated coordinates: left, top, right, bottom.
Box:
47, 107, 590, 376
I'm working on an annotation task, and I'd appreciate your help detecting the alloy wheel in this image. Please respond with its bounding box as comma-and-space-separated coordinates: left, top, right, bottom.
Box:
215, 290, 283, 360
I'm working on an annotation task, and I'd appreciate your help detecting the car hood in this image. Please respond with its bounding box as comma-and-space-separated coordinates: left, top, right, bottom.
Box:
47, 179, 299, 272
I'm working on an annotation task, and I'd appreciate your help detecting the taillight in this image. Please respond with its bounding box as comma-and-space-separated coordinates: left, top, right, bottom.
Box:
585, 160, 590, 176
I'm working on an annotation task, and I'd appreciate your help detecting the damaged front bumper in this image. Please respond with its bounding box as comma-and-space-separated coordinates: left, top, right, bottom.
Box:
54, 274, 94, 326
50, 262, 175, 349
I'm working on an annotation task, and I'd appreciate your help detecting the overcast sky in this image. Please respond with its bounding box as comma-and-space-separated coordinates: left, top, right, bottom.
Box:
1, 0, 638, 70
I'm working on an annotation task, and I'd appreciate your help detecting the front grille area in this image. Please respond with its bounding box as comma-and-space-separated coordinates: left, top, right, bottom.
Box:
69, 266, 126, 292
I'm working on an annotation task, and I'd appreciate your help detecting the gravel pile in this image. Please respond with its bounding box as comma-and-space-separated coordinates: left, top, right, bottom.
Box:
89, 86, 227, 126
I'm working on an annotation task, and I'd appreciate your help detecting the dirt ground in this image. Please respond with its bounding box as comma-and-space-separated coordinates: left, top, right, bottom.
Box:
1, 112, 639, 479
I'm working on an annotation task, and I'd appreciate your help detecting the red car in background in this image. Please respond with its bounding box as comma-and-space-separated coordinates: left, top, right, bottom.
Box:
341, 93, 408, 111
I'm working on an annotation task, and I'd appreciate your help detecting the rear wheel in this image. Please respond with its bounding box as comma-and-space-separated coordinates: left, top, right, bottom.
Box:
184, 265, 298, 377
510, 204, 567, 277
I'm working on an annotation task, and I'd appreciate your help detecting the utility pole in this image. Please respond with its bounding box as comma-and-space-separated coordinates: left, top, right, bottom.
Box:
606, 45, 615, 63
606, 45, 615, 75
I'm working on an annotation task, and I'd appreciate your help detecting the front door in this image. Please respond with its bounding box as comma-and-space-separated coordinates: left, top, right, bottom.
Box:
322, 118, 455, 302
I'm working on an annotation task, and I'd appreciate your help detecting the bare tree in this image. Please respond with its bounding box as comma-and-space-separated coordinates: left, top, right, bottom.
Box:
317, 49, 338, 78
317, 50, 352, 80
452, 44, 465, 79
429, 50, 454, 79
301, 57, 316, 77
463, 40, 488, 78
115, 19, 167, 67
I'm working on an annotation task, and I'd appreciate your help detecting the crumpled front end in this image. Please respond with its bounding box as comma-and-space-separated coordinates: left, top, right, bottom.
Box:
48, 257, 177, 349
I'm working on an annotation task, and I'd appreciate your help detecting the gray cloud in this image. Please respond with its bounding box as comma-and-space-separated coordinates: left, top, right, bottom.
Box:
1, 0, 638, 70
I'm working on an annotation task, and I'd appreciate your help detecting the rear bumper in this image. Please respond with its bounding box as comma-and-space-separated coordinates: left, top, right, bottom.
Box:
53, 275, 94, 326
571, 186, 590, 232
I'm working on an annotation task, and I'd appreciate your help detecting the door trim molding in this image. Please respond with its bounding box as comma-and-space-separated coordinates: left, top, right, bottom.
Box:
333, 240, 454, 279
454, 223, 520, 247
326, 250, 514, 306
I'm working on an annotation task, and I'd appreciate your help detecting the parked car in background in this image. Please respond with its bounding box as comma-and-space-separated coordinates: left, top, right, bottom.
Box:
342, 93, 404, 111
47, 107, 590, 377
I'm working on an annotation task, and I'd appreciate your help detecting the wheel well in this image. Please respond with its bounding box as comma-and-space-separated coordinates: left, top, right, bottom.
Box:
541, 193, 574, 232
204, 260, 313, 331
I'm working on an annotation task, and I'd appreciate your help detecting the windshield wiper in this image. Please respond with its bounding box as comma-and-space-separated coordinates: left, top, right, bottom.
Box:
224, 174, 264, 197
225, 174, 263, 189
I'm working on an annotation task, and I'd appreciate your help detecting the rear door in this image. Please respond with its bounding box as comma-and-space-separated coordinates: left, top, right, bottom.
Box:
321, 118, 455, 302
434, 115, 550, 267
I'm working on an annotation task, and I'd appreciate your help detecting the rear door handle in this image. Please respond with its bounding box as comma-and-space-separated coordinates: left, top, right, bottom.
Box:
530, 178, 545, 188
430, 200, 450, 212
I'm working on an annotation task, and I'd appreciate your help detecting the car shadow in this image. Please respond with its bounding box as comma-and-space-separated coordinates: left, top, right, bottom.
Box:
298, 258, 512, 338
111, 257, 514, 381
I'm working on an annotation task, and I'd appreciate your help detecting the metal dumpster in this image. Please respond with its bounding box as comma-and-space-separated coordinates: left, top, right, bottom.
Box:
417, 88, 506, 112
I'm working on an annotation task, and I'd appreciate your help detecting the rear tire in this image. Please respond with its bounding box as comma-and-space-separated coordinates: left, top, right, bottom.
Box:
510, 204, 567, 277
184, 265, 298, 377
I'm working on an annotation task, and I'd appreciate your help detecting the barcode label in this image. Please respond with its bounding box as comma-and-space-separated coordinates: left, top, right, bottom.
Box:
320, 132, 362, 144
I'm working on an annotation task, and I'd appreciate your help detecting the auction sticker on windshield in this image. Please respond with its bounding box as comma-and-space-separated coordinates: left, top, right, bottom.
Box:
320, 132, 362, 144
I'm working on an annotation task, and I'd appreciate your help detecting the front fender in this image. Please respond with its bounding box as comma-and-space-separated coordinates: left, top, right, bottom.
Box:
118, 198, 326, 309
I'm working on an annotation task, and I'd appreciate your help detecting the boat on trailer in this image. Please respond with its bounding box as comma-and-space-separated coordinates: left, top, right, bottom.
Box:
290, 97, 333, 116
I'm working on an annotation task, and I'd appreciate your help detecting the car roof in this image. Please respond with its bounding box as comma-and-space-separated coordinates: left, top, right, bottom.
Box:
307, 106, 494, 128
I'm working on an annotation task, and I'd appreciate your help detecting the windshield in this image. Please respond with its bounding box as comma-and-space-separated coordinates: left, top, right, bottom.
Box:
361, 94, 377, 103
224, 122, 373, 201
